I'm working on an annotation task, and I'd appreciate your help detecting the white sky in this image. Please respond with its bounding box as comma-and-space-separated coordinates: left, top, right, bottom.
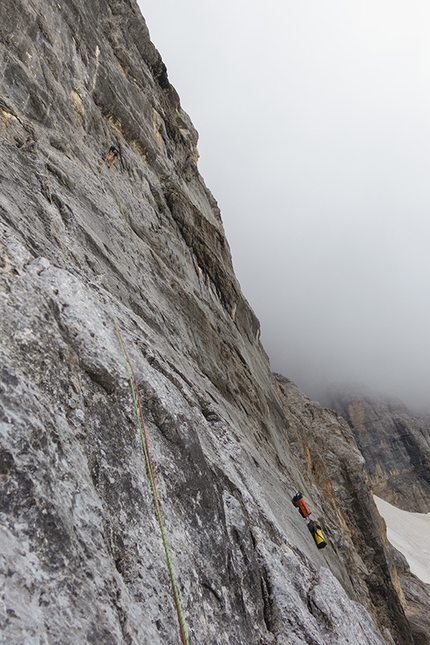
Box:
374, 496, 430, 585
138, 0, 430, 411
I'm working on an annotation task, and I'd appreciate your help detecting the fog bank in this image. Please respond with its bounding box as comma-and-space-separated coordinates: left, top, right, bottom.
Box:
140, 0, 430, 413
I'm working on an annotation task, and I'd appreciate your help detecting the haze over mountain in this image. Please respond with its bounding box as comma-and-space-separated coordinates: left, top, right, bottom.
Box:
1, 1, 430, 644
139, 0, 430, 413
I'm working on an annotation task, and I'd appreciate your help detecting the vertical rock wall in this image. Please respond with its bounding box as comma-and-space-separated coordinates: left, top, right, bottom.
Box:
0, 0, 423, 643
329, 392, 430, 513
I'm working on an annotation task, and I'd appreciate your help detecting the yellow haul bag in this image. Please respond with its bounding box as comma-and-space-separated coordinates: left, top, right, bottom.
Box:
308, 520, 327, 549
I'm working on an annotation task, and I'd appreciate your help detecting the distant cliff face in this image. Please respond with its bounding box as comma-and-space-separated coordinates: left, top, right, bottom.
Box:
0, 1, 425, 644
328, 390, 430, 644
328, 392, 430, 513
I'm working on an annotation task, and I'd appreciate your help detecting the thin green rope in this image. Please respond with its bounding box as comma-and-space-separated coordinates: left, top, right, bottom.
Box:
114, 320, 190, 645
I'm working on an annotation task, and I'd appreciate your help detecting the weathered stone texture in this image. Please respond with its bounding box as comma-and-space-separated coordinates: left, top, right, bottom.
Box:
0, 0, 426, 643
329, 391, 430, 513
329, 390, 430, 644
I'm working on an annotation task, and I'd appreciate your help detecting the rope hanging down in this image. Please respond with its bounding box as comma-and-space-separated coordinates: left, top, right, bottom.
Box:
114, 321, 190, 645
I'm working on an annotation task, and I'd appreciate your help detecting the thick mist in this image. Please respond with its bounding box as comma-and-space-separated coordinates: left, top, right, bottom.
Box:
139, 0, 430, 413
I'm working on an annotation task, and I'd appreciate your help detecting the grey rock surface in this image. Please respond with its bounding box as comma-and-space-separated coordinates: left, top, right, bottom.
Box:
0, 0, 426, 643
328, 390, 430, 644
389, 546, 430, 645
328, 391, 430, 513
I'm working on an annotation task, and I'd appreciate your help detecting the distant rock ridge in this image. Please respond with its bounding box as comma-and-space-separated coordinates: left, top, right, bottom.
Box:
0, 0, 428, 644
329, 390, 430, 644
328, 390, 430, 513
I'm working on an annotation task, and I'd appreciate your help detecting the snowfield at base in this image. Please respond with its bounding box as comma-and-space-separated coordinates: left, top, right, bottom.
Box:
374, 496, 430, 585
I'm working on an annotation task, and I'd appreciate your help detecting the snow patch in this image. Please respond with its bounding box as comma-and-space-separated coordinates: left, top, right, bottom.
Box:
374, 496, 430, 585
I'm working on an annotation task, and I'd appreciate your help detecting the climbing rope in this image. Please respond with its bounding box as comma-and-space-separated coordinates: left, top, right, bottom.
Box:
114, 320, 190, 645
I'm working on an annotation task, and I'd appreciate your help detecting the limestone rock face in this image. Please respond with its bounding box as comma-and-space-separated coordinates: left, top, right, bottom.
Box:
328, 390, 430, 645
0, 1, 424, 643
328, 392, 430, 513
389, 546, 430, 645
